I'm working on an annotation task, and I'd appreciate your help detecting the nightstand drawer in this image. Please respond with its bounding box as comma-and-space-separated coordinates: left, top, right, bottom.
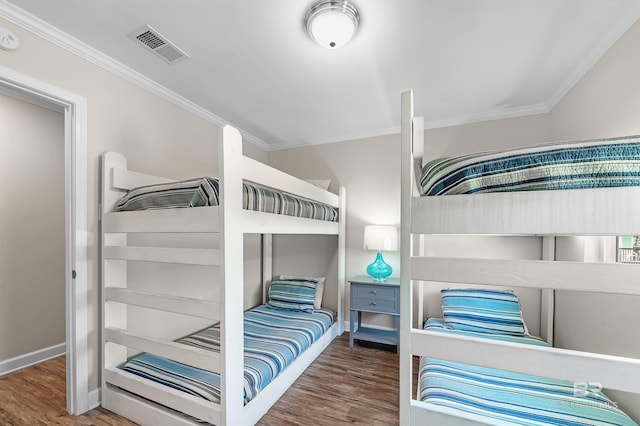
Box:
351, 297, 398, 314
353, 285, 396, 301
349, 276, 400, 350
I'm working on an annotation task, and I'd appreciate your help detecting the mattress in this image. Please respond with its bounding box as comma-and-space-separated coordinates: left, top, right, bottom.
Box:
419, 319, 638, 426
420, 135, 640, 196
120, 305, 334, 405
114, 177, 338, 222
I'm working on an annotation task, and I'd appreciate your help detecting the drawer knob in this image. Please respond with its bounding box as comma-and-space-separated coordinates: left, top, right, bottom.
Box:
370, 290, 377, 295
370, 302, 377, 306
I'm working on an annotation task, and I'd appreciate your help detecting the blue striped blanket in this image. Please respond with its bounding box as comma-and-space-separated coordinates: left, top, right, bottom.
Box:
421, 135, 640, 196
114, 177, 338, 222
419, 319, 637, 426
120, 305, 334, 405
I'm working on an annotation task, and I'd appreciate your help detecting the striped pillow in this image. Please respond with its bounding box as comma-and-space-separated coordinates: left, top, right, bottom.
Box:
441, 288, 526, 336
267, 280, 317, 313
279, 275, 325, 309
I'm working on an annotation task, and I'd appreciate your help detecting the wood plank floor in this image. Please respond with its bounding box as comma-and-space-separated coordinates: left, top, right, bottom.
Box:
0, 334, 412, 425
0, 356, 136, 425
257, 334, 400, 426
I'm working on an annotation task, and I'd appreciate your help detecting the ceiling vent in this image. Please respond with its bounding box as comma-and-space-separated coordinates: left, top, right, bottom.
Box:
128, 25, 189, 64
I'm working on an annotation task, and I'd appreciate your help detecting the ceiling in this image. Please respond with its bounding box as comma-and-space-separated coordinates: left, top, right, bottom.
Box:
5, 0, 640, 150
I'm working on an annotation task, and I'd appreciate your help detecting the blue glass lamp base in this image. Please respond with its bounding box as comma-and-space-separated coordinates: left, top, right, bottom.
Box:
367, 250, 392, 281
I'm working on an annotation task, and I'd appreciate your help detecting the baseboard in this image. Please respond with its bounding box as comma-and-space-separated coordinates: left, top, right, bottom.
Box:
88, 388, 101, 410
0, 342, 66, 376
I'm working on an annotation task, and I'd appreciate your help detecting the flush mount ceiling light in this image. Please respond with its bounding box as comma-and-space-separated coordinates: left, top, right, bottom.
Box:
304, 0, 360, 49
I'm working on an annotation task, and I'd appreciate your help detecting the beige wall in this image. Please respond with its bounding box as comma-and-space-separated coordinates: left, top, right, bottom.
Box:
269, 113, 547, 331
420, 19, 640, 417
424, 114, 549, 335
0, 94, 64, 360
420, 235, 542, 336
550, 19, 640, 141
269, 134, 401, 329
3, 5, 638, 412
272, 235, 340, 314
549, 18, 640, 418
424, 115, 550, 335
0, 17, 268, 391
426, 112, 549, 157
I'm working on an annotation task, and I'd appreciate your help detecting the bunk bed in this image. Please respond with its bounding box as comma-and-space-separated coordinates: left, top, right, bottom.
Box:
399, 89, 640, 425
100, 125, 346, 426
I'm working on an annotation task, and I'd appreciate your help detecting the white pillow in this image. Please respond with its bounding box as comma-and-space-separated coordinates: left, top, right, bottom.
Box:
279, 275, 325, 309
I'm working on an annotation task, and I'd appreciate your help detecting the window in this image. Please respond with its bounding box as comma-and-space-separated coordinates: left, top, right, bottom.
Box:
617, 236, 640, 263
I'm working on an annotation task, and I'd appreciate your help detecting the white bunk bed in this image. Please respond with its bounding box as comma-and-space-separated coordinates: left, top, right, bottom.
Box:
100, 125, 346, 425
399, 89, 640, 425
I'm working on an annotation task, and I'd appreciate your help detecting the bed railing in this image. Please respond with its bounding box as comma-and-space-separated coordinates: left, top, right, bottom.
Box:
101, 124, 345, 425
101, 148, 224, 423
410, 256, 640, 394
399, 88, 640, 425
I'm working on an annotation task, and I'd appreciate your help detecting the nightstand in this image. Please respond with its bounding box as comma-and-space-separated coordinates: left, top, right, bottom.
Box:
349, 275, 400, 350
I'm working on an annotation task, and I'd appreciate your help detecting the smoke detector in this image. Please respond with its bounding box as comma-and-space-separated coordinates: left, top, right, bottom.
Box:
0, 26, 19, 51
128, 25, 188, 64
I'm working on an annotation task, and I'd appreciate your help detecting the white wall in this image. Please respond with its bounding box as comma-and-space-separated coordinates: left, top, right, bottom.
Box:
0, 16, 268, 391
549, 17, 640, 419
0, 94, 64, 360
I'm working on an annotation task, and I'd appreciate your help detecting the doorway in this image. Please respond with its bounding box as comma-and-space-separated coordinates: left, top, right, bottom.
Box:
0, 64, 88, 415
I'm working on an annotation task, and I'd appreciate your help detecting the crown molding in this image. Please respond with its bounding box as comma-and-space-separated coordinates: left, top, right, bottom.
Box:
545, 4, 640, 112
269, 126, 402, 151
423, 102, 550, 130
0, 1, 272, 152
270, 102, 550, 151
3, 0, 636, 153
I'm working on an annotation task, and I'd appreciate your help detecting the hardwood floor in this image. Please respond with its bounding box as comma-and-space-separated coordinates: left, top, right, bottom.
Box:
0, 335, 406, 425
258, 335, 400, 426
0, 356, 135, 425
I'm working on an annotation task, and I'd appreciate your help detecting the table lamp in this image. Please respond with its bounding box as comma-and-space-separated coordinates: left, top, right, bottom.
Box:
363, 225, 398, 281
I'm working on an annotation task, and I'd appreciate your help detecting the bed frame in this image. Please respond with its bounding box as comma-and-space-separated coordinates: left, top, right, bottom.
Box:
399, 89, 640, 425
99, 125, 346, 425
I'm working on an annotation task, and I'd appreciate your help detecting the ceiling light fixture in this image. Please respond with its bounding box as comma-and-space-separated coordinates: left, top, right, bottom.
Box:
304, 0, 360, 49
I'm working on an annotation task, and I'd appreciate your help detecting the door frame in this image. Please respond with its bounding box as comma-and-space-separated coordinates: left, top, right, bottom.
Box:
0, 65, 89, 415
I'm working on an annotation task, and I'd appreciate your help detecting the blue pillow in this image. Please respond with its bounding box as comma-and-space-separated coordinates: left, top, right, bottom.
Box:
267, 279, 317, 313
441, 288, 526, 336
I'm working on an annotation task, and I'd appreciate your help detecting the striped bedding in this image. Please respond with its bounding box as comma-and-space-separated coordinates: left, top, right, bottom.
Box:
441, 288, 528, 336
120, 305, 334, 405
114, 177, 338, 222
419, 319, 638, 426
420, 135, 640, 196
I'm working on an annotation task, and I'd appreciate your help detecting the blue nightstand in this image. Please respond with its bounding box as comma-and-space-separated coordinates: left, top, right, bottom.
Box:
349, 275, 400, 351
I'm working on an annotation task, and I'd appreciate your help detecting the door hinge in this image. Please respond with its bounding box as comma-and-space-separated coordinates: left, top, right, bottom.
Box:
72, 270, 77, 279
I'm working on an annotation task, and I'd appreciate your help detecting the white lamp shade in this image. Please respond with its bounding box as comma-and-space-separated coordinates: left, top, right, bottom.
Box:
304, 0, 360, 49
363, 225, 398, 251
309, 11, 356, 49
